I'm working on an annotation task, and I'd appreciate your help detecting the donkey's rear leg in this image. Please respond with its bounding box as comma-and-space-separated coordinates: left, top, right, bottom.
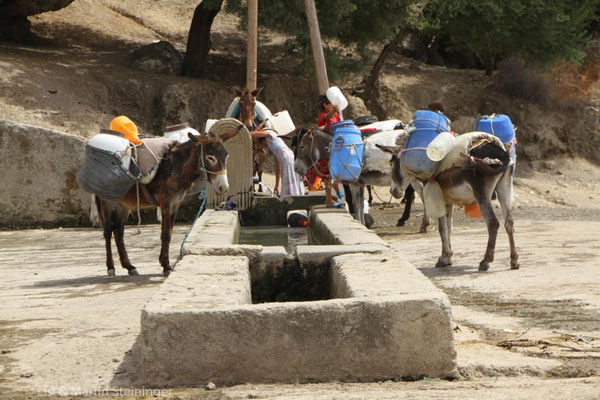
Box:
475, 193, 500, 272
496, 170, 519, 269
112, 210, 138, 276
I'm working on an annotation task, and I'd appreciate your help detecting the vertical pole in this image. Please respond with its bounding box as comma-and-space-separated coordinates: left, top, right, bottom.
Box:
304, 0, 329, 94
246, 0, 258, 90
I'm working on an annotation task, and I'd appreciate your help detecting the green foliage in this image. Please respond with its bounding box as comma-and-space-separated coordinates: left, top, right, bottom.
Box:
223, 0, 599, 75
419, 0, 600, 69
225, 0, 412, 60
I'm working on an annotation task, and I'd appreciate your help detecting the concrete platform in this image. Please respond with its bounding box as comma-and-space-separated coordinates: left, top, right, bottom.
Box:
141, 208, 456, 386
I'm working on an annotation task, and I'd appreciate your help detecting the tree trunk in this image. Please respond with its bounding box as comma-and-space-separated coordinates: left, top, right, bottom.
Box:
485, 54, 496, 76
363, 27, 411, 94
183, 0, 224, 78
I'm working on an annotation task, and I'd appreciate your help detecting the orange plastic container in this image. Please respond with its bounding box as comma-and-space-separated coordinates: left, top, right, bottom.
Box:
465, 204, 482, 218
110, 116, 141, 144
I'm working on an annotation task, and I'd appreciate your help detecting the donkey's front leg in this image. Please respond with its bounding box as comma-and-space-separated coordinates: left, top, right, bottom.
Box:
435, 204, 453, 267
159, 204, 175, 277
113, 216, 138, 276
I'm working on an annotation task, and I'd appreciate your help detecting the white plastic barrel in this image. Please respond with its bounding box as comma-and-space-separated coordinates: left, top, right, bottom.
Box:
88, 133, 131, 169
426, 131, 455, 162
204, 119, 218, 134
326, 86, 348, 111
423, 181, 446, 218
164, 123, 201, 143
266, 110, 296, 135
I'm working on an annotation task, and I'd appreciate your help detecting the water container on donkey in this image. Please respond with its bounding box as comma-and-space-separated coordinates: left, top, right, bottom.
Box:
76, 130, 142, 200
329, 120, 364, 183
473, 114, 516, 168
402, 110, 450, 179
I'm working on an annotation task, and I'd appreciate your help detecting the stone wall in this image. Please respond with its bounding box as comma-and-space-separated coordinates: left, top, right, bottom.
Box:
0, 119, 90, 227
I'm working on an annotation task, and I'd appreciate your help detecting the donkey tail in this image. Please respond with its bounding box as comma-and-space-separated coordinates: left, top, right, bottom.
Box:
465, 142, 510, 175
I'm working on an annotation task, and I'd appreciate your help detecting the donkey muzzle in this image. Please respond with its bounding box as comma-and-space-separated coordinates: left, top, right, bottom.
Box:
211, 172, 229, 195
294, 159, 308, 176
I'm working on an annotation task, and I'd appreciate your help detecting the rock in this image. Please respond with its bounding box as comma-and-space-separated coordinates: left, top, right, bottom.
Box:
205, 382, 216, 390
132, 41, 183, 76
0, 0, 75, 41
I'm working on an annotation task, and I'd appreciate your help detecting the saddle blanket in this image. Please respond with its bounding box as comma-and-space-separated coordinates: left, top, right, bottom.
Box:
135, 137, 177, 184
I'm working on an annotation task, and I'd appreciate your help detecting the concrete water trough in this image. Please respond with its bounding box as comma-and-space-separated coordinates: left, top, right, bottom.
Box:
141, 207, 457, 386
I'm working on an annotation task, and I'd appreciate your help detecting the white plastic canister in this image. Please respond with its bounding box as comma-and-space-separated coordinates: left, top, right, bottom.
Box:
326, 86, 348, 111
266, 110, 296, 135
204, 119, 218, 134
164, 123, 201, 143
88, 133, 131, 169
423, 181, 446, 218
426, 131, 455, 162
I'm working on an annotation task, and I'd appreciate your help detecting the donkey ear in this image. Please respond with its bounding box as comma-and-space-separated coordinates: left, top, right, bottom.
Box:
188, 132, 208, 144
251, 87, 263, 98
220, 125, 243, 143
376, 144, 401, 155
234, 86, 244, 97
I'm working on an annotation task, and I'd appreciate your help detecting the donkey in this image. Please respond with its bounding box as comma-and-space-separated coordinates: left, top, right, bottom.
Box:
294, 128, 430, 231
95, 128, 241, 277
235, 86, 268, 190
378, 131, 519, 271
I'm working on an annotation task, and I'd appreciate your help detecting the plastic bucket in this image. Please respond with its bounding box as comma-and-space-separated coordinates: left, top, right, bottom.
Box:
474, 114, 515, 144
266, 110, 295, 135
329, 120, 363, 183
87, 133, 131, 170
423, 181, 446, 218
465, 204, 482, 218
326, 86, 348, 111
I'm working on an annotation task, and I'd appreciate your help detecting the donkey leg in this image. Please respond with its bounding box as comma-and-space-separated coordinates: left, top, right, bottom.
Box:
436, 204, 453, 267
496, 171, 519, 270
112, 206, 137, 276
96, 196, 115, 276
476, 195, 500, 272
159, 205, 175, 277
397, 184, 414, 227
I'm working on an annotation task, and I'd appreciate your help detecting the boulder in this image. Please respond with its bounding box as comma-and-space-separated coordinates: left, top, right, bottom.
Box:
132, 41, 183, 76
0, 0, 75, 41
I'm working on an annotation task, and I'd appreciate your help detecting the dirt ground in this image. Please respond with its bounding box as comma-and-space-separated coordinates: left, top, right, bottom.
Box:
1, 166, 600, 399
1, 0, 600, 398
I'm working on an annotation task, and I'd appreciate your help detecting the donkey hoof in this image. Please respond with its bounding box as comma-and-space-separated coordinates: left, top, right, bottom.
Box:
107, 268, 115, 277
478, 260, 490, 271
163, 268, 172, 277
435, 259, 451, 268
396, 219, 406, 227
128, 268, 139, 276
511, 262, 520, 270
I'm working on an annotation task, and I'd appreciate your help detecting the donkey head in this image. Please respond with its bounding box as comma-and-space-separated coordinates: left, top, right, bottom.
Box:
235, 86, 263, 131
376, 143, 407, 199
293, 128, 328, 177
187, 126, 242, 195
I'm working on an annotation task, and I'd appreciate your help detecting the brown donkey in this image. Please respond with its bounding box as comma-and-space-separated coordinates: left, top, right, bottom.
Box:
96, 128, 241, 277
235, 87, 268, 189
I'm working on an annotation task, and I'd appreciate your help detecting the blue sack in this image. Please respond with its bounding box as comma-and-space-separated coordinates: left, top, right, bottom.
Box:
402, 110, 450, 178
474, 114, 515, 144
329, 120, 364, 183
